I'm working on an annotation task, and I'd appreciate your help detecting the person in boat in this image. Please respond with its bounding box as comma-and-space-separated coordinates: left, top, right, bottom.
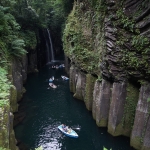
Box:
62, 124, 64, 128
67, 128, 71, 133
55, 65, 59, 69
49, 76, 54, 83
62, 124, 68, 132
59, 64, 65, 68
61, 75, 66, 80
49, 83, 54, 87
64, 77, 68, 80
61, 75, 69, 80
49, 78, 53, 83
52, 65, 56, 69
64, 126, 69, 132
62, 124, 66, 128
59, 64, 62, 68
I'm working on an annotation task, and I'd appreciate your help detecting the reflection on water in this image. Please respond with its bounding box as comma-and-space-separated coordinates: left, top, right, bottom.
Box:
14, 64, 135, 150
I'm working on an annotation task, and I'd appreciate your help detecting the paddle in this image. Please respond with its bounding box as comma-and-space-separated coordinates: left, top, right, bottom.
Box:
72, 127, 81, 131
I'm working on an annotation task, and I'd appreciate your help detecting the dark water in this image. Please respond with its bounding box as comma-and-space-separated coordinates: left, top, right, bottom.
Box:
14, 64, 135, 150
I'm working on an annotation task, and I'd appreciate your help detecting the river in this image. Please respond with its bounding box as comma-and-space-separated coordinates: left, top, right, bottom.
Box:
14, 63, 135, 150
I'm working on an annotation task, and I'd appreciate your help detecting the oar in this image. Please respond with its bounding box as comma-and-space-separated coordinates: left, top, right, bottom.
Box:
72, 127, 81, 131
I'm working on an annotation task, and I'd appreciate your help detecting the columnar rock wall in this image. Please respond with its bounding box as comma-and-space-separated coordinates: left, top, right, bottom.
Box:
131, 84, 150, 150
68, 64, 150, 150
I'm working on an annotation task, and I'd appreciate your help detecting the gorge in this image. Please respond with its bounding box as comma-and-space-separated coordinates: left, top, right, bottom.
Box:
0, 0, 150, 150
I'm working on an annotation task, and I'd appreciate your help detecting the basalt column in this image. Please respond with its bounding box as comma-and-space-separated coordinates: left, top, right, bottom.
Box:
131, 83, 150, 150
108, 82, 127, 136
94, 79, 112, 127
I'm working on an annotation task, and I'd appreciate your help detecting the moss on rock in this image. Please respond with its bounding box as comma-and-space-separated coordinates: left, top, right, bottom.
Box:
122, 82, 139, 136
85, 74, 96, 110
10, 85, 18, 112
69, 65, 76, 93
0, 105, 10, 148
63, 1, 106, 76
97, 118, 107, 127
131, 137, 142, 150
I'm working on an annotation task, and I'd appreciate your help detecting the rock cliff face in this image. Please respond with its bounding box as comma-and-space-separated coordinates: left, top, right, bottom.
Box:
63, 0, 150, 149
0, 53, 38, 149
0, 27, 54, 149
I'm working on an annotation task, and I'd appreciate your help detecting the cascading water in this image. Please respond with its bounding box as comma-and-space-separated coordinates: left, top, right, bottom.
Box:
45, 41, 50, 63
47, 29, 54, 62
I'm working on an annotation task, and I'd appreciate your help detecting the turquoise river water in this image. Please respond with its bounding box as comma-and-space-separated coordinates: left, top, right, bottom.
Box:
14, 63, 135, 150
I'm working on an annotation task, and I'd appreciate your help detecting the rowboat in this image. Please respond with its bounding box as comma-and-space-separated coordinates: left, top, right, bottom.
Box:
49, 83, 57, 88
58, 125, 78, 138
59, 64, 65, 68
61, 76, 69, 80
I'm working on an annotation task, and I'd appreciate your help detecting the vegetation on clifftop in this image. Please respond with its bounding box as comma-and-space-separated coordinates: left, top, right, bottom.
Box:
63, 0, 106, 76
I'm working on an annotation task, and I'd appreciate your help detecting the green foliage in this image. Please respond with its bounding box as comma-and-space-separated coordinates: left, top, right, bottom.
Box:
116, 9, 135, 32
0, 100, 8, 107
147, 97, 150, 102
20, 30, 37, 49
46, 0, 74, 46
132, 35, 150, 53
138, 80, 146, 85
13, 0, 43, 29
11, 0, 74, 53
63, 0, 105, 75
0, 4, 27, 65
0, 67, 10, 107
97, 75, 102, 82
103, 147, 112, 150
113, 3, 150, 76
0, 147, 9, 150
9, 39, 26, 58
0, 6, 20, 34
0, 0, 16, 8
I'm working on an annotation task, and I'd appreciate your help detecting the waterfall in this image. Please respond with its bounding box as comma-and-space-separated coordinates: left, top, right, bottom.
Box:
46, 41, 50, 62
47, 29, 54, 62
